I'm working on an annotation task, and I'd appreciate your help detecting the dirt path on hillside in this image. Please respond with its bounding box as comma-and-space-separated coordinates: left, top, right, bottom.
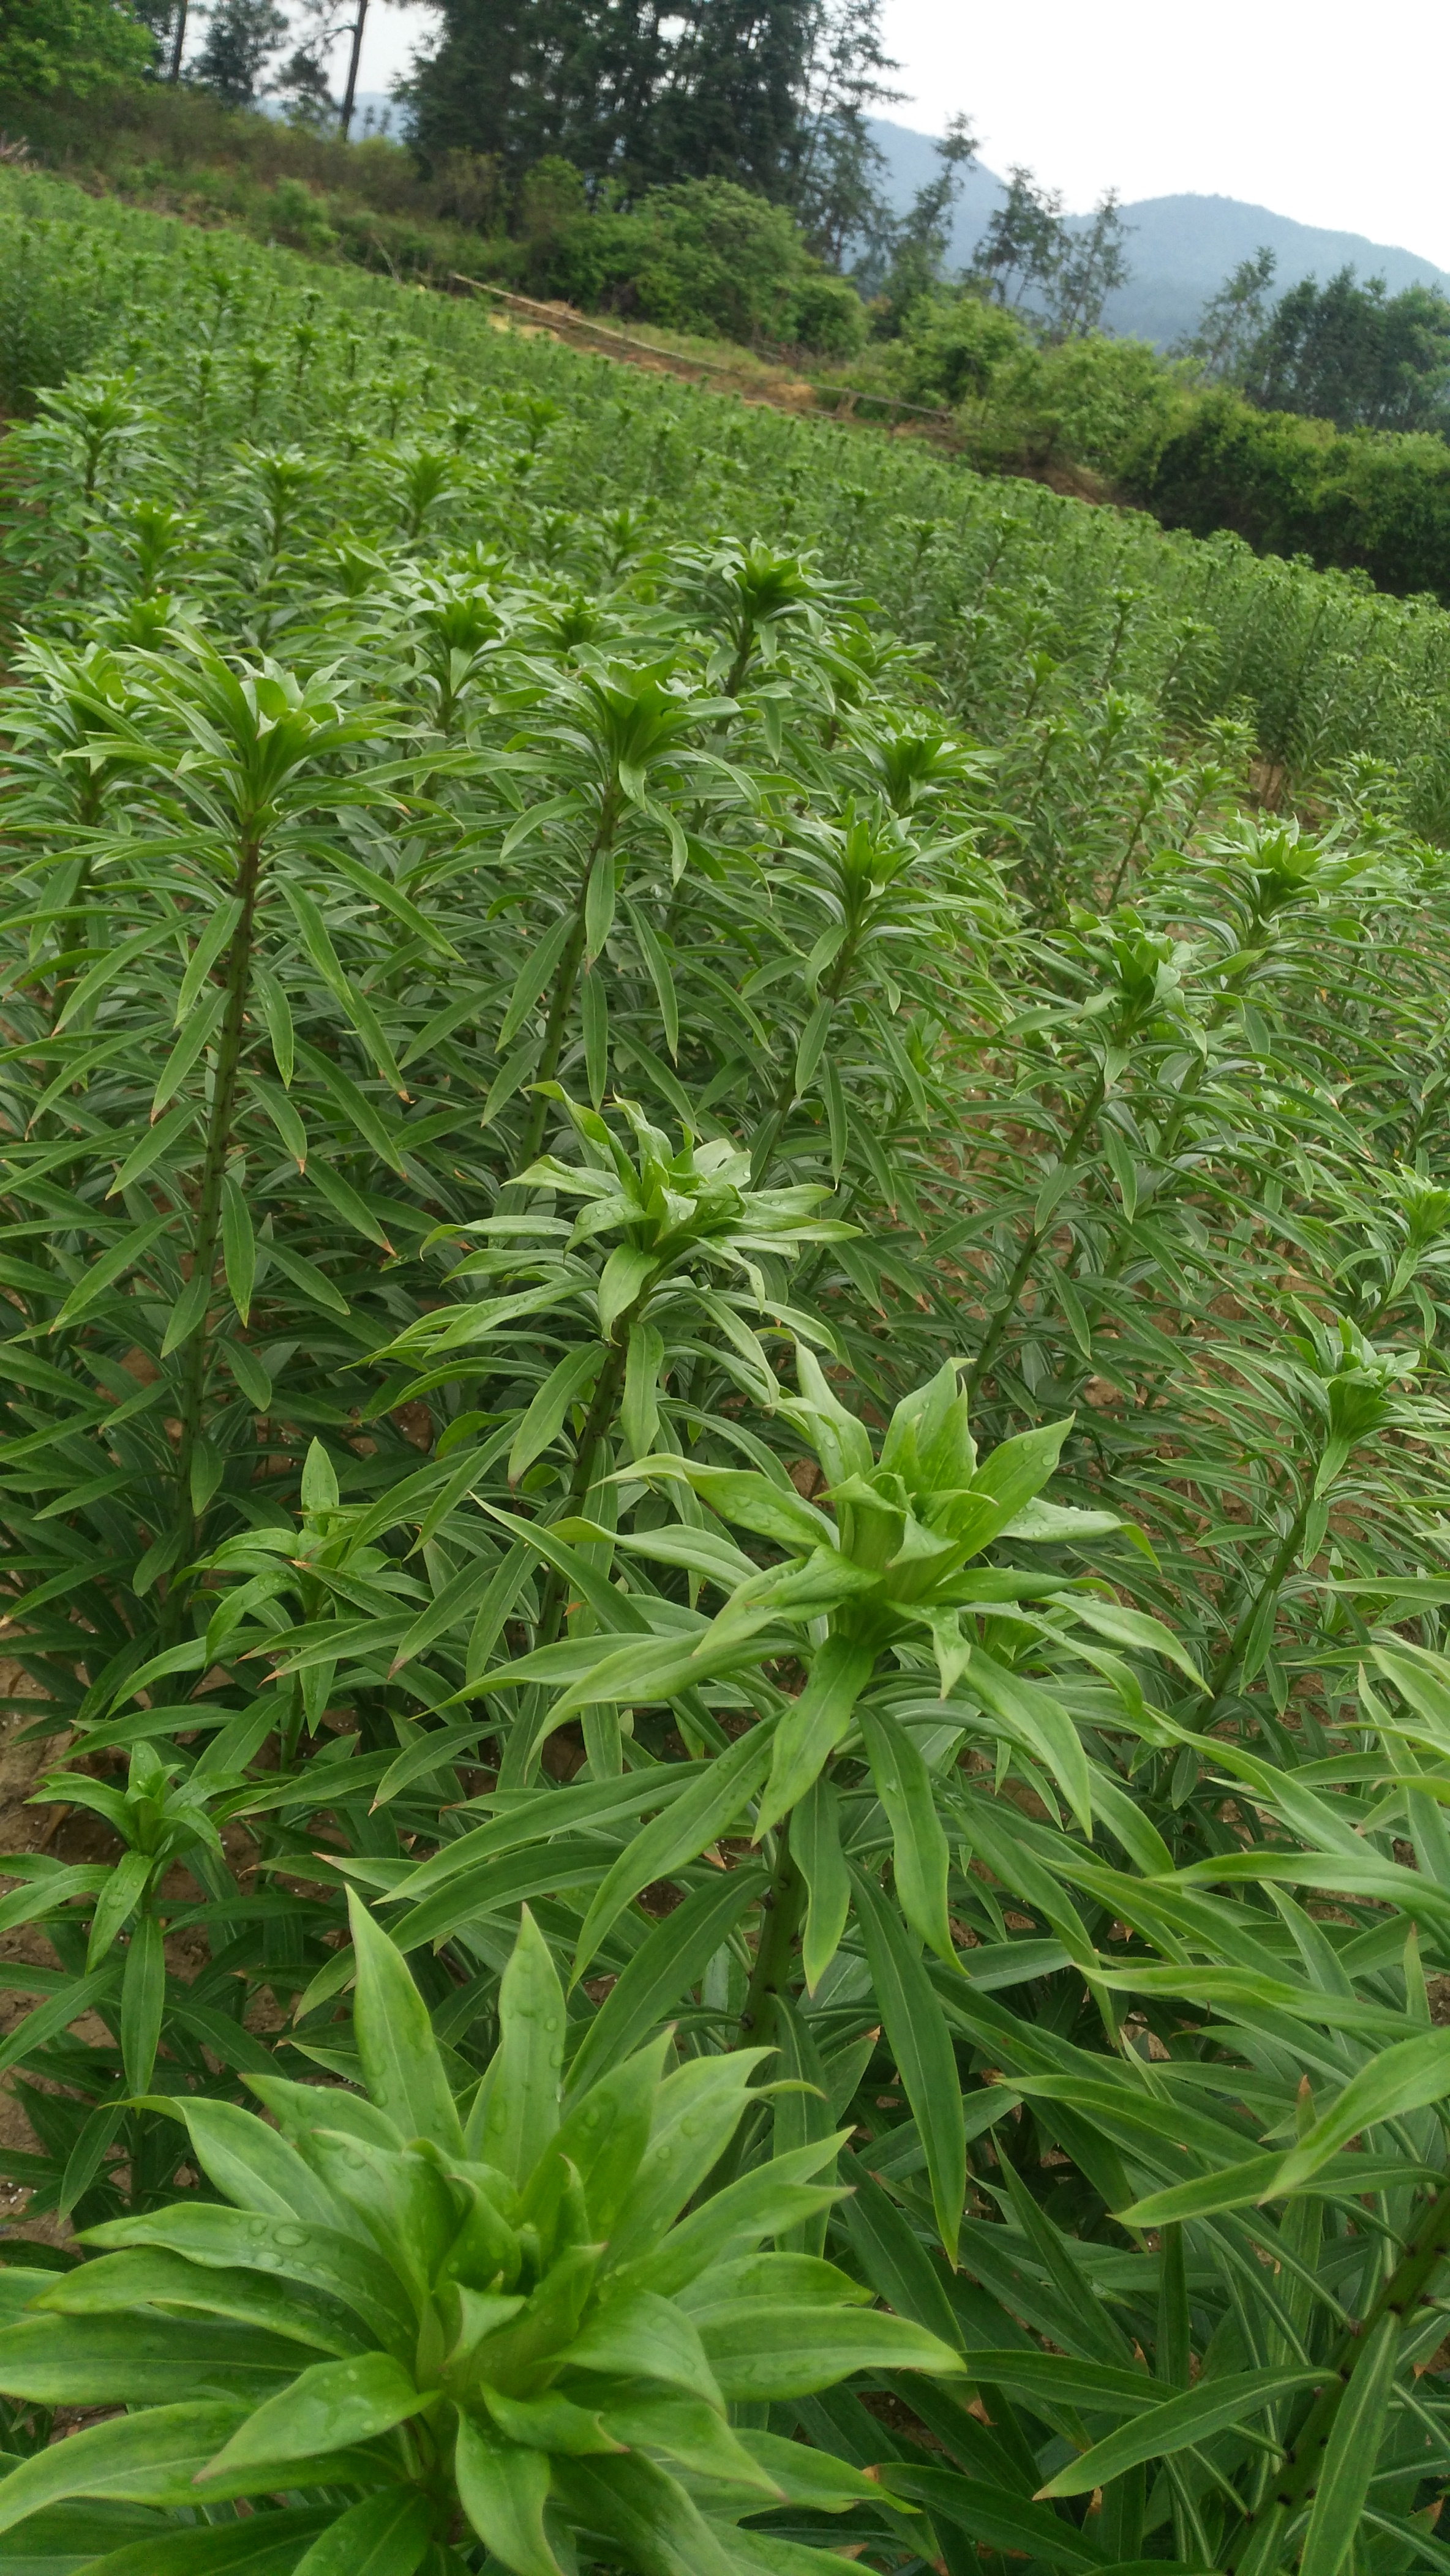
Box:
456, 280, 1115, 503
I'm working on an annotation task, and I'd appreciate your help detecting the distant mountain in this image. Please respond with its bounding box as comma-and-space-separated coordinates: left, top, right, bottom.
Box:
866, 118, 1450, 346
347, 91, 405, 135
258, 91, 405, 132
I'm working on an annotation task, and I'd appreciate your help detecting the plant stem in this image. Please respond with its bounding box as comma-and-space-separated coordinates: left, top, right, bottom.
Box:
1199, 1486, 1313, 1725
513, 787, 621, 1175
1050, 979, 1247, 1409
693, 1824, 803, 2207
173, 830, 263, 1577
534, 1330, 633, 1649
723, 622, 756, 705
963, 1066, 1106, 1403
748, 1055, 802, 1191
1224, 2170, 1450, 2573
1105, 779, 1160, 909
738, 1818, 803, 2053
748, 939, 858, 1188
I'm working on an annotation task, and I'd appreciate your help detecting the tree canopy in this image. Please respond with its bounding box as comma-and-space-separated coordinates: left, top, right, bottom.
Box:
187, 0, 288, 107
1184, 256, 1450, 435
1244, 265, 1450, 432
400, 0, 898, 254
972, 166, 1132, 343
0, 0, 152, 95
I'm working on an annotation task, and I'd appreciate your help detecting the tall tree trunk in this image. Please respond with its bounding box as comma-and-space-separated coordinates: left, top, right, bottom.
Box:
339, 0, 368, 137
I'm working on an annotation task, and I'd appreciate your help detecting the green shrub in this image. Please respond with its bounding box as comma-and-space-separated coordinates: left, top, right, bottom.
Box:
0, 0, 152, 99
0, 201, 146, 410
617, 179, 821, 346
782, 270, 866, 360
525, 175, 852, 353
887, 288, 1026, 408
1012, 329, 1186, 477
1138, 383, 1450, 597
265, 174, 339, 255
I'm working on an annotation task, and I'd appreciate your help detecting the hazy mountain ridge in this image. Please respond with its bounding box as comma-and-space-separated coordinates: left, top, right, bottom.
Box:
867, 117, 1450, 345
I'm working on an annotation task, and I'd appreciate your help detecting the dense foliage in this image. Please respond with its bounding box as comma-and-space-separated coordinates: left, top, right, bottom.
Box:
0, 0, 152, 97
0, 1895, 958, 2564
2, 177, 1450, 2572
481, 167, 868, 356
1139, 389, 1450, 601
1188, 258, 1450, 440
398, 0, 898, 254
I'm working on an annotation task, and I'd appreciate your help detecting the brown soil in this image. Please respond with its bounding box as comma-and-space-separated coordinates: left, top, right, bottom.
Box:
0, 1662, 79, 2248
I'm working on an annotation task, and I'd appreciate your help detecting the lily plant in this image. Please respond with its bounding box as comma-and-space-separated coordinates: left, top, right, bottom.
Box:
0, 1899, 958, 2575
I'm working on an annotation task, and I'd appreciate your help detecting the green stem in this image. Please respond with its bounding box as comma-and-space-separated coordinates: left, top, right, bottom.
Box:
1150, 976, 1246, 1174
748, 1055, 802, 1192
513, 787, 622, 1177
1224, 2171, 1450, 2573
695, 1824, 805, 2197
738, 1818, 804, 2054
748, 938, 858, 1189
173, 830, 263, 1576
1105, 790, 1154, 910
963, 1066, 1106, 1404
1050, 976, 1249, 1409
723, 621, 756, 706
50, 851, 95, 1025
533, 1328, 633, 1650
1200, 1486, 1313, 1724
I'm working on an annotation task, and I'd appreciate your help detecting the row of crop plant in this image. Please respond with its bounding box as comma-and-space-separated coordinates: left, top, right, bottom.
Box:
0, 187, 1444, 2574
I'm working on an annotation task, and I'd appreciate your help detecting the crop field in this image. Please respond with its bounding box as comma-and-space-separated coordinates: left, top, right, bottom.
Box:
0, 171, 1448, 2575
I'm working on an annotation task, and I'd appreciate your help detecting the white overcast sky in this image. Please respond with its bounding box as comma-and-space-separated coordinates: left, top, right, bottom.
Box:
356, 0, 1450, 269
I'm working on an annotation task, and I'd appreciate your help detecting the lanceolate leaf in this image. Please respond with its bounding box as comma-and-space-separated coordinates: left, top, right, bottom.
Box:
851, 1868, 966, 2261
195, 2351, 427, 2481
572, 1721, 776, 1980
882, 2464, 1106, 2571
454, 2411, 561, 2576
856, 1702, 955, 1964
757, 1637, 876, 1835
566, 1862, 767, 2095
0, 2404, 249, 2532
1035, 2365, 1324, 2496
347, 1889, 465, 2155
1298, 2313, 1401, 2576
291, 2488, 436, 2576
471, 1904, 565, 2179
794, 1772, 850, 1994
79, 2507, 340, 2571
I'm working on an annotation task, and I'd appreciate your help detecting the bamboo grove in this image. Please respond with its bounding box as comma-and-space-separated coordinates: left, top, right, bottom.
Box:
0, 173, 1448, 2574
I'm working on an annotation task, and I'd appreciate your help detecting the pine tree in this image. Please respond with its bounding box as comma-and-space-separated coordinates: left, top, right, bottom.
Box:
972, 166, 1066, 314
794, 0, 900, 264
1239, 268, 1450, 433
647, 0, 808, 197
404, 0, 895, 228
1173, 246, 1278, 378
865, 114, 977, 329
404, 0, 620, 179
187, 0, 287, 103
1043, 192, 1132, 341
